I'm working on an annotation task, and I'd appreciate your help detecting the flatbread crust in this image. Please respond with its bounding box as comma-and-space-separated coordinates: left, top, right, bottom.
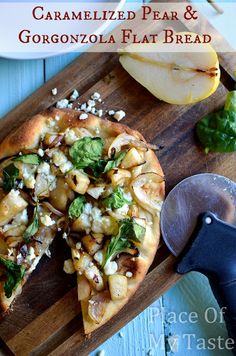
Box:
0, 108, 164, 333
0, 230, 55, 312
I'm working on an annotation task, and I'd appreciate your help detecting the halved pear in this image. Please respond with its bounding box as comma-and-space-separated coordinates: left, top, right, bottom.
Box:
119, 34, 220, 105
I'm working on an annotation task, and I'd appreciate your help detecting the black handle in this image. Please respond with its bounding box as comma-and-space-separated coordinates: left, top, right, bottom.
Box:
177, 212, 236, 354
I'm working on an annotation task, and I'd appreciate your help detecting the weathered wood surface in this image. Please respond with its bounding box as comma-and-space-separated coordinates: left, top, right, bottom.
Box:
0, 49, 234, 355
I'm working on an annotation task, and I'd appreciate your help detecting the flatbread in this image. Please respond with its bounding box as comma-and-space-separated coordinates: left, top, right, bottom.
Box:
0, 108, 164, 333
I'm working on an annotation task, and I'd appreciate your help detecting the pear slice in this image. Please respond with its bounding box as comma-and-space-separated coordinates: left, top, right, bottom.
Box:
119, 35, 220, 105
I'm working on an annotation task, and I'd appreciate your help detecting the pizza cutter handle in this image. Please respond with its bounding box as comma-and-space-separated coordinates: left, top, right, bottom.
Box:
176, 212, 236, 350
209, 280, 236, 343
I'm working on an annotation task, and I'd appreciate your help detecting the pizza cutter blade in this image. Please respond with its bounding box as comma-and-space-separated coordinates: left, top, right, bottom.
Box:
160, 173, 236, 349
161, 173, 236, 257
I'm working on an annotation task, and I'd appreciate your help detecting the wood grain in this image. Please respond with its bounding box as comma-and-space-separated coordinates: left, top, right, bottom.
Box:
7, 289, 80, 356
47, 255, 180, 356
0, 53, 118, 141
0, 48, 235, 355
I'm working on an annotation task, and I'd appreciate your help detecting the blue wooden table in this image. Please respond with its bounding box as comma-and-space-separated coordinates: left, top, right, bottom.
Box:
0, 54, 232, 356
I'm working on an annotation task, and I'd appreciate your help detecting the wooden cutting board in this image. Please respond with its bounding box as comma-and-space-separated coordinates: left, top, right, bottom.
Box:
0, 51, 235, 356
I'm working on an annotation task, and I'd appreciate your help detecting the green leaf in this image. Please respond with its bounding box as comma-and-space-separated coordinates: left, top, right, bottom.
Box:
104, 186, 131, 209
196, 90, 236, 153
103, 218, 145, 266
69, 137, 127, 178
14, 154, 42, 165
104, 235, 131, 267
0, 257, 25, 298
224, 91, 236, 112
90, 159, 107, 178
69, 137, 104, 169
23, 206, 39, 243
196, 110, 236, 153
119, 218, 146, 243
90, 150, 128, 178
3, 164, 19, 192
103, 150, 127, 173
68, 195, 86, 220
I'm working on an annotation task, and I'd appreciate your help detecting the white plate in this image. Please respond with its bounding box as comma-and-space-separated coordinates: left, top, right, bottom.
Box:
0, 0, 126, 60
191, 1, 235, 51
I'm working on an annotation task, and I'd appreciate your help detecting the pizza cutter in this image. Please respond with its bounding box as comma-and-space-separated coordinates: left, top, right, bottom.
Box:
160, 173, 236, 352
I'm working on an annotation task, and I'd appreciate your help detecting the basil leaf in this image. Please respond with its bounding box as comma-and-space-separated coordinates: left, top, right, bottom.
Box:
224, 91, 236, 112
68, 195, 86, 220
119, 218, 146, 243
104, 186, 131, 209
69, 137, 104, 169
23, 206, 39, 243
3, 164, 19, 192
103, 150, 127, 173
196, 110, 236, 153
90, 159, 107, 178
14, 154, 42, 165
90, 150, 128, 178
104, 218, 145, 266
104, 235, 131, 267
0, 257, 25, 298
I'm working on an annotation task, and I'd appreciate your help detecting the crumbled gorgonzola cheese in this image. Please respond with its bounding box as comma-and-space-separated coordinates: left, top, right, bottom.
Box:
14, 209, 28, 225
25, 176, 36, 189
56, 99, 69, 109
80, 103, 87, 111
87, 99, 96, 107
91, 219, 103, 234
51, 88, 58, 96
125, 271, 133, 278
87, 186, 105, 200
63, 259, 75, 274
60, 161, 73, 174
123, 190, 132, 202
70, 89, 79, 101
104, 260, 118, 276
83, 203, 93, 215
37, 162, 57, 191
114, 204, 129, 217
91, 92, 101, 101
97, 109, 103, 118
38, 162, 50, 175
114, 110, 126, 122
40, 214, 55, 227
91, 207, 102, 220
22, 164, 37, 189
64, 129, 79, 145
94, 250, 104, 265
37, 148, 44, 157
48, 174, 57, 191
79, 113, 88, 120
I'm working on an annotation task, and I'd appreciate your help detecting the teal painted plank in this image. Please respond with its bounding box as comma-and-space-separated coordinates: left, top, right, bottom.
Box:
163, 273, 232, 355
1, 52, 229, 356
45, 52, 81, 80
91, 298, 166, 356
0, 58, 44, 118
